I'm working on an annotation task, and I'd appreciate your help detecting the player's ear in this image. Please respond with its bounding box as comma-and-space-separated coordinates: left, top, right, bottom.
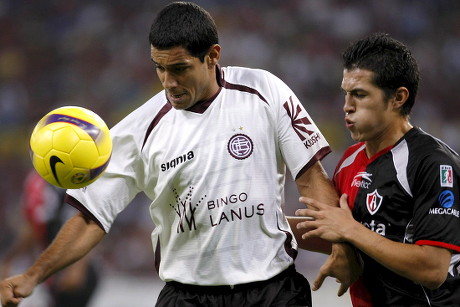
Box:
392, 86, 409, 110
207, 44, 221, 68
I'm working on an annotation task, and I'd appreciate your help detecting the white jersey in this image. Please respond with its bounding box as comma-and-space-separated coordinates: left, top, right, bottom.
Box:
67, 66, 330, 286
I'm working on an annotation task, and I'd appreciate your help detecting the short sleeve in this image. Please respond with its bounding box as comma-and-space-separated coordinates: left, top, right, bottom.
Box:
412, 151, 460, 252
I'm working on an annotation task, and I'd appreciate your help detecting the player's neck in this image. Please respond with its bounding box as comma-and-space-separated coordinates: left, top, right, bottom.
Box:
365, 120, 413, 158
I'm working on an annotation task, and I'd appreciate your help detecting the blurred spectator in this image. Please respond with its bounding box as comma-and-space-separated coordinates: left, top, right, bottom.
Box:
0, 170, 99, 307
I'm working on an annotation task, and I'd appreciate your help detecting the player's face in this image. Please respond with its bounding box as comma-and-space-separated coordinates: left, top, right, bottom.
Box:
151, 45, 219, 110
341, 68, 396, 145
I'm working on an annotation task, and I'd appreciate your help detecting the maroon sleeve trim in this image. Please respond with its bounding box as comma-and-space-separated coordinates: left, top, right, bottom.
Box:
416, 240, 460, 253
65, 194, 106, 232
295, 146, 332, 180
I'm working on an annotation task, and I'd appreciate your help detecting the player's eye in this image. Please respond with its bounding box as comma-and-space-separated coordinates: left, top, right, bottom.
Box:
173, 66, 187, 73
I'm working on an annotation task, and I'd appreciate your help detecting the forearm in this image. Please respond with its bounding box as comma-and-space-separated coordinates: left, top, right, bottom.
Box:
288, 216, 332, 253
294, 161, 337, 253
345, 221, 450, 289
295, 161, 339, 206
24, 212, 105, 285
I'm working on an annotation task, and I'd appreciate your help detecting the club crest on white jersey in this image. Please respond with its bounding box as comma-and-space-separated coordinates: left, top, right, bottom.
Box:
227, 134, 253, 160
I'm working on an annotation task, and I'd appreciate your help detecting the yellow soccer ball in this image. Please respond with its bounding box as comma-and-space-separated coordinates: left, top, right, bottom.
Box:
30, 106, 112, 189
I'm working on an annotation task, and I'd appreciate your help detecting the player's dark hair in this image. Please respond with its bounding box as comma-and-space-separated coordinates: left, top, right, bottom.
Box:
149, 2, 218, 63
342, 33, 420, 116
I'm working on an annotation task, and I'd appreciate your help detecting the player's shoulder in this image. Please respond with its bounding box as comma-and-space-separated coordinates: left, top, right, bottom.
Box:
334, 142, 366, 176
221, 65, 273, 79
221, 66, 285, 89
341, 142, 366, 161
220, 66, 291, 105
112, 91, 168, 131
404, 127, 459, 164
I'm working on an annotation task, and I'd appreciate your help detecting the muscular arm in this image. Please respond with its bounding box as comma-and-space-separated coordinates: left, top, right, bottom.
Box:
0, 212, 105, 306
347, 222, 451, 289
292, 161, 362, 296
291, 161, 336, 253
298, 194, 452, 289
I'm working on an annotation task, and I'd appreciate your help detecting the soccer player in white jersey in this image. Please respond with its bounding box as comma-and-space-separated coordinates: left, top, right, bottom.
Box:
0, 2, 360, 306
296, 33, 460, 306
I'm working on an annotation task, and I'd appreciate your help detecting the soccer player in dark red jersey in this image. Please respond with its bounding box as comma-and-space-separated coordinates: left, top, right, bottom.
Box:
296, 33, 460, 306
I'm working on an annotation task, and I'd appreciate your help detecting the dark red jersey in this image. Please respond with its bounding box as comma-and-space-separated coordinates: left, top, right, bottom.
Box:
333, 128, 460, 307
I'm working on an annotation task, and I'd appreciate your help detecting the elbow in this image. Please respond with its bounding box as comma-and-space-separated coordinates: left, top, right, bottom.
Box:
418, 271, 448, 290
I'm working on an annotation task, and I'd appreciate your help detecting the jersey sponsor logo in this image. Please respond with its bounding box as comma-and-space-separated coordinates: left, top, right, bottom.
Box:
351, 171, 372, 189
283, 96, 315, 141
207, 192, 264, 227
440, 165, 453, 187
170, 186, 203, 233
227, 134, 253, 160
161, 151, 194, 171
303, 132, 322, 149
429, 190, 459, 217
169, 188, 265, 234
439, 190, 454, 208
366, 189, 383, 215
362, 220, 386, 236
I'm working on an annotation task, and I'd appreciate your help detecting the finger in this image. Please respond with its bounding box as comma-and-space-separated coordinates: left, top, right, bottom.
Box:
337, 282, 348, 297
298, 196, 320, 209
312, 271, 326, 291
2, 296, 22, 307
301, 228, 318, 240
294, 208, 316, 219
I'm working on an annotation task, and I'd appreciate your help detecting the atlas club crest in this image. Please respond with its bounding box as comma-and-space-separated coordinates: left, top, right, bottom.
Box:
366, 189, 383, 215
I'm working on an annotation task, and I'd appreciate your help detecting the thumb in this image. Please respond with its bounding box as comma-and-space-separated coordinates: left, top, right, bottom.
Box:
312, 270, 326, 292
339, 194, 350, 210
337, 282, 348, 297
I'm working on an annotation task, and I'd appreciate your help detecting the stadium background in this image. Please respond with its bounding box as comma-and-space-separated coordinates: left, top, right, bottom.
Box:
0, 0, 459, 306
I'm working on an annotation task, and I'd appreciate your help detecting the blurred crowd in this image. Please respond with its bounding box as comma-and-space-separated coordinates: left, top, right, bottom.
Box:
1, 0, 459, 280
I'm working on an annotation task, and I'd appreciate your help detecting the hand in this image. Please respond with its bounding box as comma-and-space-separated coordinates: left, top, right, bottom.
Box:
295, 194, 362, 296
312, 243, 362, 296
295, 194, 356, 243
0, 274, 36, 307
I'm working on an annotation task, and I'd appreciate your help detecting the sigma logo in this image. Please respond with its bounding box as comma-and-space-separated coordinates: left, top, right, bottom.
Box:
440, 165, 453, 187
351, 171, 372, 189
161, 151, 194, 171
228, 134, 253, 160
366, 189, 383, 215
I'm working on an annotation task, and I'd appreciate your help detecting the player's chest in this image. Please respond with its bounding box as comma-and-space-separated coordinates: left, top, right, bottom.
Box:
351, 157, 414, 238
143, 103, 274, 172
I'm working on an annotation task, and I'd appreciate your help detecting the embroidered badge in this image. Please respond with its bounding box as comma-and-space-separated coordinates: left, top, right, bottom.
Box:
440, 165, 453, 188
227, 134, 253, 160
366, 189, 383, 215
